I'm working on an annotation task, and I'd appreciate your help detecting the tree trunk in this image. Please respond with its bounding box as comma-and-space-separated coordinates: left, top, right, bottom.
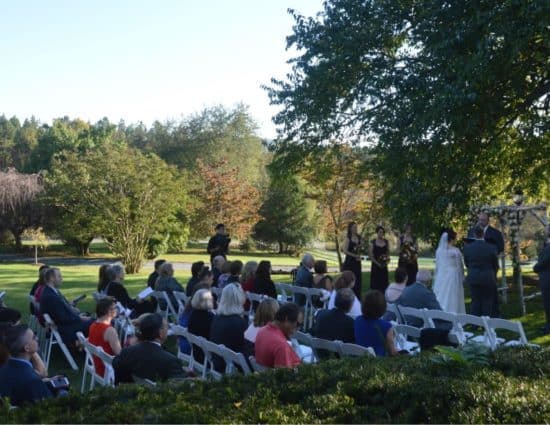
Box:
278, 241, 284, 254
334, 232, 343, 271
12, 230, 23, 252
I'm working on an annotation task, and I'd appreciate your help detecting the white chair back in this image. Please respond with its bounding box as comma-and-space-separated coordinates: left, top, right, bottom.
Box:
185, 332, 209, 379
221, 347, 252, 375
393, 324, 421, 353
455, 313, 493, 348
395, 306, 430, 327
486, 318, 534, 349
249, 355, 267, 372
310, 337, 342, 360
173, 292, 189, 315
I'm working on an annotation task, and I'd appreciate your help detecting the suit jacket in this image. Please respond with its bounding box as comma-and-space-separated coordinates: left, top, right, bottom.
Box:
397, 282, 442, 327
40, 286, 81, 327
463, 240, 498, 287
112, 341, 185, 384
534, 243, 550, 290
468, 225, 504, 255
312, 308, 355, 343
0, 358, 52, 406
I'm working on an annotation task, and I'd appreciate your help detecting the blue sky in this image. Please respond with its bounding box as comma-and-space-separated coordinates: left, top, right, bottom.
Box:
0, 0, 322, 138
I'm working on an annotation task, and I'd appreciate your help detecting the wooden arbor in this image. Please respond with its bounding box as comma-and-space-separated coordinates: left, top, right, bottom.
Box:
470, 201, 548, 315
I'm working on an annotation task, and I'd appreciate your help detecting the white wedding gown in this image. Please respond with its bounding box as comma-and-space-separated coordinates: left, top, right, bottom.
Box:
432, 233, 466, 314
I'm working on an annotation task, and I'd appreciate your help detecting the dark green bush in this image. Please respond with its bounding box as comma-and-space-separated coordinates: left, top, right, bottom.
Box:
2, 347, 548, 424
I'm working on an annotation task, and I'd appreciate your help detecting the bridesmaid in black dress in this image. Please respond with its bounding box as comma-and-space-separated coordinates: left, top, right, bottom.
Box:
369, 226, 390, 293
342, 222, 362, 299
398, 223, 419, 286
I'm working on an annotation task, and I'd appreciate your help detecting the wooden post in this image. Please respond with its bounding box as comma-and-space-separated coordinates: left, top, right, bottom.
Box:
34, 244, 38, 265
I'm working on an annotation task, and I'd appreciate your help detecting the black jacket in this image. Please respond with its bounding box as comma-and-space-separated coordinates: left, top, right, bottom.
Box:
113, 341, 185, 384
312, 308, 355, 344
464, 240, 498, 286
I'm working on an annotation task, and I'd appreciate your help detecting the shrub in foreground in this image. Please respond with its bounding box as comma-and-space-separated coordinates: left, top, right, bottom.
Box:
1, 347, 548, 424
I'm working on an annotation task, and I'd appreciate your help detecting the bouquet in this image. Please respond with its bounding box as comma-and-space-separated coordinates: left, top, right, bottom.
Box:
377, 254, 390, 268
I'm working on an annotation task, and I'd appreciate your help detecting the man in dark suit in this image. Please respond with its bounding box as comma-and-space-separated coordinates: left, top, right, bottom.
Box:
469, 212, 505, 316
464, 225, 499, 317
207, 223, 231, 264
534, 227, 550, 335
396, 269, 445, 328
39, 268, 93, 344
0, 325, 53, 406
312, 288, 355, 344
113, 313, 187, 384
147, 259, 166, 289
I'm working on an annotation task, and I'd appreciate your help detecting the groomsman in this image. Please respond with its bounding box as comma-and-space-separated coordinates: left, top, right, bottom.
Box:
469, 212, 504, 316
464, 226, 499, 317
534, 228, 550, 335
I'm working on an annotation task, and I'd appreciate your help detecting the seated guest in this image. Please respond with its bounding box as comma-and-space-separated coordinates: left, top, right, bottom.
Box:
226, 260, 243, 286
154, 262, 184, 311
313, 288, 355, 344
187, 288, 215, 364
113, 313, 185, 384
210, 285, 248, 372
255, 303, 301, 369
147, 259, 166, 289
186, 261, 205, 296
313, 260, 328, 287
397, 269, 445, 328
212, 256, 226, 287
40, 267, 93, 344
385, 267, 408, 303
88, 297, 122, 377
0, 325, 53, 406
217, 260, 232, 288
252, 260, 277, 299
244, 298, 280, 345
178, 283, 211, 355
240, 261, 258, 311
105, 264, 157, 318
97, 264, 111, 293
327, 271, 362, 318
29, 265, 49, 314
0, 313, 47, 378
354, 290, 397, 357
294, 253, 315, 305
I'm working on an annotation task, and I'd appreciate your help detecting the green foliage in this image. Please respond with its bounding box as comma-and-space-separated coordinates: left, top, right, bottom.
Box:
44, 146, 189, 273
432, 342, 491, 368
3, 347, 548, 424
253, 175, 318, 253
267, 0, 550, 239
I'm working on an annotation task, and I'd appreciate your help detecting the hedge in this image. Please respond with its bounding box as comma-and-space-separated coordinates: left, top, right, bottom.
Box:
1, 347, 549, 424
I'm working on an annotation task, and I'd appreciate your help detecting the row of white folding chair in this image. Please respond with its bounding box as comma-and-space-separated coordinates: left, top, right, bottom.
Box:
170, 325, 251, 380
388, 304, 534, 350
274, 283, 328, 331
42, 313, 79, 371
76, 332, 115, 393
27, 296, 49, 361
294, 330, 375, 362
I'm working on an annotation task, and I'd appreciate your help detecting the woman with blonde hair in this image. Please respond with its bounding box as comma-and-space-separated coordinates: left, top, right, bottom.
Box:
187, 289, 215, 364
244, 298, 279, 344
210, 284, 248, 371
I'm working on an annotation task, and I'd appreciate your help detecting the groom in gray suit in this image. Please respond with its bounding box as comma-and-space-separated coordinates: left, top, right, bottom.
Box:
464, 225, 499, 316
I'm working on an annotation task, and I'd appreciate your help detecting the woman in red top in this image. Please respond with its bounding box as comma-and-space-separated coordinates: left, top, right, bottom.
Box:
88, 297, 121, 377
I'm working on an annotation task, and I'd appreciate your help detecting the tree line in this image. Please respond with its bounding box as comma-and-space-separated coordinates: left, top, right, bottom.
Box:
0, 105, 378, 272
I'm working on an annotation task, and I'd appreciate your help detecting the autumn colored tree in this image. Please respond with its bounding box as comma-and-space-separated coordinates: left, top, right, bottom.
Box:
191, 159, 261, 241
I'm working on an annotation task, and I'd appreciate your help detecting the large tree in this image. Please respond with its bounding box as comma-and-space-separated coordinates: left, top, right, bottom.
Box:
253, 175, 318, 253
45, 146, 187, 272
267, 0, 549, 237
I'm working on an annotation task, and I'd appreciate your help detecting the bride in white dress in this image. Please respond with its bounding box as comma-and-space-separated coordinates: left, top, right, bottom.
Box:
433, 230, 466, 314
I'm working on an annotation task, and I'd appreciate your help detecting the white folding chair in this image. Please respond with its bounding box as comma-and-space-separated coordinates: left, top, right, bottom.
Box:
185, 332, 209, 379
274, 283, 293, 302
0, 291, 6, 307
248, 355, 267, 372
149, 291, 176, 321
170, 325, 192, 367
42, 313, 78, 371
486, 318, 538, 350
290, 286, 311, 331
306, 288, 328, 330
395, 306, 430, 328
173, 292, 189, 315
455, 314, 494, 348
339, 343, 375, 357
292, 331, 315, 363
76, 332, 115, 393
310, 337, 342, 361
221, 347, 252, 376
393, 324, 421, 353
201, 339, 228, 381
